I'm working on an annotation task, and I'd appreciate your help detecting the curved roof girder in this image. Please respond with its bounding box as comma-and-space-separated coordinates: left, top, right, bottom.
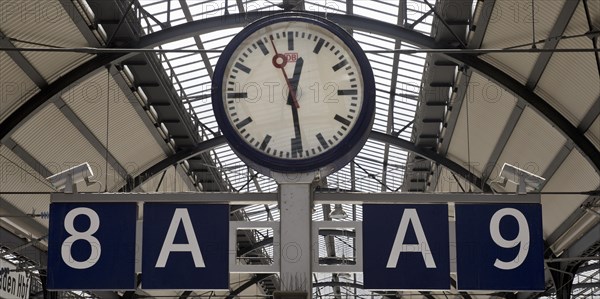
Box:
448, 53, 600, 176
370, 131, 492, 192
1, 11, 598, 178
120, 132, 490, 193
0, 53, 122, 142
119, 135, 226, 192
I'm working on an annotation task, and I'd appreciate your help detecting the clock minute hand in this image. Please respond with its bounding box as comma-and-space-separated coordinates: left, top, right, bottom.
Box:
268, 36, 303, 157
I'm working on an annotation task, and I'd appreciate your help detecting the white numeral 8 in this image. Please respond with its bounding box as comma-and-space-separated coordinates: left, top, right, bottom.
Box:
489, 208, 530, 270
61, 208, 101, 269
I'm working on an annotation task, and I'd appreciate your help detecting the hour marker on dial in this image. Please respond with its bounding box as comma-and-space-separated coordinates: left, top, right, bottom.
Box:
288, 31, 294, 50
338, 89, 358, 96
332, 59, 348, 72
260, 135, 272, 151
314, 38, 325, 54
257, 40, 269, 55
317, 133, 329, 150
334, 114, 351, 126
227, 92, 247, 98
236, 117, 253, 129
291, 137, 303, 158
235, 62, 251, 74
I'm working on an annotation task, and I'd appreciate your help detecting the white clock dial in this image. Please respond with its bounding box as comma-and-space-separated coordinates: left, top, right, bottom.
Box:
222, 21, 364, 160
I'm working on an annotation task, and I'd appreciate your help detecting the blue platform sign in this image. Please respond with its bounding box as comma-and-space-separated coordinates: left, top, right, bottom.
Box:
455, 203, 544, 291
363, 204, 450, 290
48, 203, 137, 290
142, 204, 229, 289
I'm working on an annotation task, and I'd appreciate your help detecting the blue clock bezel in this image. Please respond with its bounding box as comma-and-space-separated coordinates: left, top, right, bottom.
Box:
212, 13, 375, 174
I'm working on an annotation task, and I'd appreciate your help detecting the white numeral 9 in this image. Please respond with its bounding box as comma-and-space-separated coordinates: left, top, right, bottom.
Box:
61, 208, 101, 269
489, 208, 529, 270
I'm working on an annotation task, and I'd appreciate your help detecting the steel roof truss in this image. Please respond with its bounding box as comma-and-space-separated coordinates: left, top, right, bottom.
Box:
526, 0, 581, 90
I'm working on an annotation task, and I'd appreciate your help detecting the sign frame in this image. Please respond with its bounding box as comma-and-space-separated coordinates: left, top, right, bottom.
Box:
229, 221, 280, 273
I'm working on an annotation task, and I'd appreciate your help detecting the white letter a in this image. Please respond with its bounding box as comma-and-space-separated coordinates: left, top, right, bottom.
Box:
386, 208, 436, 268
156, 208, 205, 268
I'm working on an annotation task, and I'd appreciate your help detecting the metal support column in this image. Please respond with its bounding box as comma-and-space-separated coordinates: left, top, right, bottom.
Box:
276, 173, 314, 297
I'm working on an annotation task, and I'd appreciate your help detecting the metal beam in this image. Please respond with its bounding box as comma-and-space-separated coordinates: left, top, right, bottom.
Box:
381, 2, 407, 192
235, 0, 245, 13
537, 141, 574, 190
179, 0, 214, 78
0, 226, 47, 267
136, 12, 438, 49
447, 52, 600, 175
225, 274, 271, 299
582, 0, 600, 82
468, 0, 496, 49
1, 28, 128, 187
572, 282, 600, 289
0, 195, 48, 243
430, 68, 471, 191
547, 196, 598, 246
118, 131, 492, 194
577, 262, 600, 273
53, 97, 129, 180
371, 131, 492, 192
321, 204, 342, 299
481, 102, 525, 183
91, 291, 120, 299
314, 281, 403, 299
109, 65, 171, 154
314, 192, 540, 204
0, 30, 47, 88
526, 0, 580, 90
320, 229, 356, 238
422, 0, 466, 48
578, 95, 600, 132
562, 222, 600, 262
0, 30, 127, 189
0, 53, 123, 142
51, 192, 540, 204
2, 138, 52, 178
57, 0, 102, 47
2, 11, 598, 179
119, 135, 226, 191
238, 237, 273, 256
313, 281, 363, 289
439, 69, 471, 156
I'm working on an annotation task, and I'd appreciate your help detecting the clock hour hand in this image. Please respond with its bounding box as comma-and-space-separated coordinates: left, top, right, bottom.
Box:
287, 57, 303, 106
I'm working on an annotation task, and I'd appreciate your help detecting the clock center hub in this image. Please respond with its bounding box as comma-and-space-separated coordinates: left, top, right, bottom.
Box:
272, 54, 288, 68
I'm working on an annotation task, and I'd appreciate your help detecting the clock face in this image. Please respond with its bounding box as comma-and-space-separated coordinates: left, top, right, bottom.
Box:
213, 14, 375, 174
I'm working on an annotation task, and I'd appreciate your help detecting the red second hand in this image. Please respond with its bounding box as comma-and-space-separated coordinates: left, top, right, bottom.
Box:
269, 36, 300, 109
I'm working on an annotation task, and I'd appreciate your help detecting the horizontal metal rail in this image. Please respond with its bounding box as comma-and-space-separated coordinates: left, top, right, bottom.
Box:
51, 192, 540, 204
